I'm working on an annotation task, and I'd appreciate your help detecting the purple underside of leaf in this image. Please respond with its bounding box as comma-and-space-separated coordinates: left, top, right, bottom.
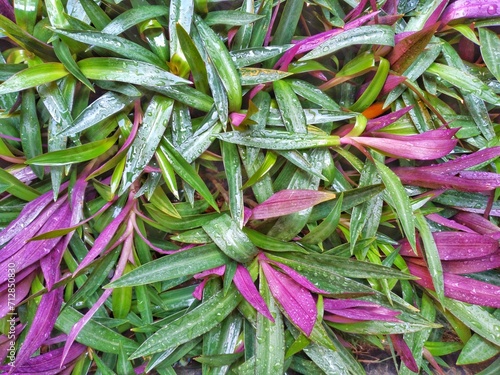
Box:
441, 0, 500, 25
357, 75, 406, 100
394, 169, 500, 192
261, 261, 317, 336
441, 251, 500, 274
193, 278, 209, 300
0, 343, 86, 375
425, 0, 450, 28
13, 288, 64, 369
250, 189, 336, 220
399, 232, 498, 260
345, 135, 457, 160
408, 263, 500, 308
426, 213, 476, 233
415, 147, 500, 173
74, 194, 135, 273
0, 0, 15, 22
365, 106, 413, 133
325, 309, 400, 323
388, 24, 439, 63
390, 334, 419, 373
0, 273, 34, 319
233, 265, 274, 321
0, 203, 72, 285
453, 211, 500, 235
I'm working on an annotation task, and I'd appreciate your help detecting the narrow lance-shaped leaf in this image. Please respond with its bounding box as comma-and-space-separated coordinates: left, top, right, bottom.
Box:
374, 159, 416, 250
202, 214, 258, 263
300, 25, 395, 61
26, 134, 117, 166
0, 62, 68, 94
119, 96, 174, 194
478, 27, 500, 82
251, 189, 336, 220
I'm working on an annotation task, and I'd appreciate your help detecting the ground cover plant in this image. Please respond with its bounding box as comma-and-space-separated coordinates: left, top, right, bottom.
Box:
1, 0, 500, 373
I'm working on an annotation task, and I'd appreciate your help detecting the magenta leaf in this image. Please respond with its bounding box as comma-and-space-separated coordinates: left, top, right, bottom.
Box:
441, 252, 500, 274
441, 0, 500, 25
408, 263, 500, 308
266, 256, 326, 294
453, 211, 500, 235
365, 106, 413, 133
390, 334, 419, 373
261, 261, 317, 335
250, 189, 336, 220
233, 265, 274, 321
13, 288, 64, 369
426, 213, 476, 233
345, 129, 457, 160
399, 232, 498, 260
0, 272, 34, 319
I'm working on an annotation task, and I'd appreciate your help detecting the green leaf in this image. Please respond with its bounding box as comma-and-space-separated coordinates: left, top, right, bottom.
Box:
106, 243, 229, 288
350, 57, 389, 112
159, 138, 219, 212
202, 214, 258, 263
20, 89, 43, 178
230, 46, 291, 68
243, 227, 308, 254
119, 96, 174, 194
242, 151, 277, 190
53, 38, 94, 91
442, 297, 500, 347
176, 23, 209, 95
375, 159, 416, 250
59, 91, 133, 137
426, 62, 500, 106
26, 134, 117, 166
300, 25, 395, 61
0, 15, 57, 61
300, 193, 343, 245
288, 79, 340, 111
478, 27, 500, 82
55, 306, 139, 355
130, 286, 242, 359
0, 63, 68, 94
222, 140, 244, 226
273, 79, 307, 133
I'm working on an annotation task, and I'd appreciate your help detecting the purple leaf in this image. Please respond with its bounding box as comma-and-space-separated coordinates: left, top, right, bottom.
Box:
453, 212, 500, 235
324, 299, 383, 310
345, 129, 457, 160
13, 288, 64, 369
390, 334, 419, 373
408, 263, 500, 308
323, 299, 401, 322
261, 261, 317, 336
0, 272, 34, 319
193, 278, 209, 300
399, 232, 498, 260
441, 0, 500, 25
0, 189, 66, 248
0, 0, 15, 22
0, 324, 25, 363
40, 239, 65, 290
233, 265, 274, 321
425, 0, 450, 28
193, 265, 226, 280
250, 189, 336, 220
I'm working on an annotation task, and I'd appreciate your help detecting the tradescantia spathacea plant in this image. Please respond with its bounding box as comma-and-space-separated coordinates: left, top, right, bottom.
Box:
1, 0, 500, 373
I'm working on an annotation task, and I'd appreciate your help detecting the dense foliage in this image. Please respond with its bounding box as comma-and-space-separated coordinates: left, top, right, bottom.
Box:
1, 0, 500, 373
